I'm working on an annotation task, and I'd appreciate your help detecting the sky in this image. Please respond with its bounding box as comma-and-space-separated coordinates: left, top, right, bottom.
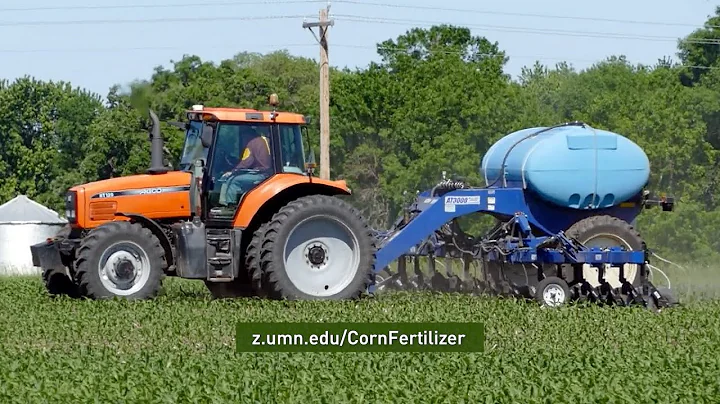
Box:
0, 0, 717, 98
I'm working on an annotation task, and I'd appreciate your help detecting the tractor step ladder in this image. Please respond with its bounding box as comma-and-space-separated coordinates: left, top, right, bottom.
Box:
206, 231, 235, 282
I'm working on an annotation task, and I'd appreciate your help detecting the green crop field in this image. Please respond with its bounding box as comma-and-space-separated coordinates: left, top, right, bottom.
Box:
1, 265, 720, 403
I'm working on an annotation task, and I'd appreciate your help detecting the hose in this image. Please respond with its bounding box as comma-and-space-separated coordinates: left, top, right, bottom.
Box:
485, 121, 587, 189
430, 179, 467, 197
650, 251, 688, 273
647, 263, 672, 289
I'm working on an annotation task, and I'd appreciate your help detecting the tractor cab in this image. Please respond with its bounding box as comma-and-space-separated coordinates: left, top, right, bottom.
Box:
178, 95, 314, 224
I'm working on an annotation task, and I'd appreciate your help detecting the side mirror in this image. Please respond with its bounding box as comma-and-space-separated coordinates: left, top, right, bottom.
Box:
304, 116, 312, 125
201, 126, 213, 148
304, 146, 317, 175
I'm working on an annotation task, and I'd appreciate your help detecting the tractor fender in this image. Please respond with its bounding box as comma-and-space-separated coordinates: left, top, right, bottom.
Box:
114, 212, 174, 269
236, 176, 351, 231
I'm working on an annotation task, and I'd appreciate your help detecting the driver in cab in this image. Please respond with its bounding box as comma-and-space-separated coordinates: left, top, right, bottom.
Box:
218, 127, 271, 206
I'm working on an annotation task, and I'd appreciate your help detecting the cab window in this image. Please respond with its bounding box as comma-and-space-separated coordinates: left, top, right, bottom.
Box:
279, 124, 306, 174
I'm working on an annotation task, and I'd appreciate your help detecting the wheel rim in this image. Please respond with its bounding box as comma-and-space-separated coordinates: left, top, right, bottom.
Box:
283, 215, 361, 297
97, 241, 152, 296
581, 233, 638, 289
542, 283, 566, 307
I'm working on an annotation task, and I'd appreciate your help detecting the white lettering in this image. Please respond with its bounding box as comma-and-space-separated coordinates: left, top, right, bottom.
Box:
444, 195, 481, 211
244, 329, 472, 349
444, 196, 481, 205
138, 188, 163, 195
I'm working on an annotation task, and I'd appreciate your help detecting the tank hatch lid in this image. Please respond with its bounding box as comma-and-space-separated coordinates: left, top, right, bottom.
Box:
566, 131, 618, 150
0, 195, 67, 224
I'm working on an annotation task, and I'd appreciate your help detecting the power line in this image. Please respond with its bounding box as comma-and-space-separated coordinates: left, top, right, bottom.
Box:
334, 15, 720, 46
333, 0, 720, 30
4, 0, 715, 32
0, 14, 306, 27
0, 0, 325, 12
0, 5, 713, 48
0, 44, 316, 54
4, 12, 714, 47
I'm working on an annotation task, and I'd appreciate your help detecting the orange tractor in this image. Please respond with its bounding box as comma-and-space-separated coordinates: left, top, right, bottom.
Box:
30, 95, 376, 300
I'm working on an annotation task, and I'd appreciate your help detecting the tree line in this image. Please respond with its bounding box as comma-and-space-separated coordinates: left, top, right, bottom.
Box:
3, 9, 720, 263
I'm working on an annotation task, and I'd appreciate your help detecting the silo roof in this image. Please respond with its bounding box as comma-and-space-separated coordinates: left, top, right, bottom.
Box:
0, 195, 67, 224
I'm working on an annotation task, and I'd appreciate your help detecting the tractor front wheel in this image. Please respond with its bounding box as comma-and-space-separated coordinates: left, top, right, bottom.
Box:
42, 267, 80, 298
258, 195, 376, 300
74, 221, 165, 300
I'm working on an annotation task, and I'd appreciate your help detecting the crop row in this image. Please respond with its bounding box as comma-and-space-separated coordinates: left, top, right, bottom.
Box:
0, 274, 719, 403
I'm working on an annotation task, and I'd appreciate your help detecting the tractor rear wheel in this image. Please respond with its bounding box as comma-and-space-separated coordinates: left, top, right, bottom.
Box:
258, 195, 376, 300
566, 215, 645, 289
246, 222, 269, 297
74, 221, 165, 300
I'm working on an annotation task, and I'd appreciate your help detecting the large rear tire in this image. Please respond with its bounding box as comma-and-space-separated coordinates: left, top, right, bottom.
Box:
565, 215, 645, 289
74, 221, 165, 300
258, 195, 376, 300
246, 222, 269, 297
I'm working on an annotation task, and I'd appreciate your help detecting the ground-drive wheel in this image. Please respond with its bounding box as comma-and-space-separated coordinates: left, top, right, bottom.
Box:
74, 221, 165, 300
566, 215, 645, 289
535, 276, 570, 307
258, 195, 376, 300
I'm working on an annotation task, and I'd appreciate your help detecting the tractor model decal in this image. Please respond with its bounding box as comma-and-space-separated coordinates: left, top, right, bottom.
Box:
91, 186, 191, 199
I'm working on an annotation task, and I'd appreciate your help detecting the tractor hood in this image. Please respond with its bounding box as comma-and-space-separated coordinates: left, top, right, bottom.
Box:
71, 171, 191, 197
69, 171, 192, 229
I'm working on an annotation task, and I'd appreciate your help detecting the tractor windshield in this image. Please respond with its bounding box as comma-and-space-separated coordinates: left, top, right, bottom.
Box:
178, 120, 210, 171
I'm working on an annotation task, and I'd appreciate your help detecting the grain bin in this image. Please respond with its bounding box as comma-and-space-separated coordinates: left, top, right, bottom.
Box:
0, 195, 67, 275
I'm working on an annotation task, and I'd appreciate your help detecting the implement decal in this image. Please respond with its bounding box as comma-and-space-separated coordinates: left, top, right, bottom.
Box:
444, 195, 481, 212
91, 186, 190, 199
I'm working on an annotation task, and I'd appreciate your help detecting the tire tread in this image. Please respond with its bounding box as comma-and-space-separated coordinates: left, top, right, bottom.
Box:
74, 221, 165, 300
258, 195, 376, 300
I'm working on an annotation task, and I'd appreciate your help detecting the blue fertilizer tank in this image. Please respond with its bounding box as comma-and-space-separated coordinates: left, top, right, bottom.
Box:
481, 125, 650, 210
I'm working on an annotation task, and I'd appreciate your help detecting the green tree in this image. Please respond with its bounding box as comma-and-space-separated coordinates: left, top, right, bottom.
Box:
677, 6, 720, 85
0, 77, 103, 211
331, 25, 516, 229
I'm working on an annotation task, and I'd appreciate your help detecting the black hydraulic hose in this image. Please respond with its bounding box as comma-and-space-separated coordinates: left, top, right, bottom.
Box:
430, 180, 467, 197
485, 121, 587, 189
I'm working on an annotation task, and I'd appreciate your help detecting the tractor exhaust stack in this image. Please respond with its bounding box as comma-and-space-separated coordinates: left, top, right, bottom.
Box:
147, 109, 169, 174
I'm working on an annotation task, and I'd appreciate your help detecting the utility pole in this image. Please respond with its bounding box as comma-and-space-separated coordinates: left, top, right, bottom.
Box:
303, 3, 334, 179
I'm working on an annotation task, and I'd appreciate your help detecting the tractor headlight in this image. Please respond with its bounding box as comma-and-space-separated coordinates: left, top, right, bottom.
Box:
65, 191, 77, 223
